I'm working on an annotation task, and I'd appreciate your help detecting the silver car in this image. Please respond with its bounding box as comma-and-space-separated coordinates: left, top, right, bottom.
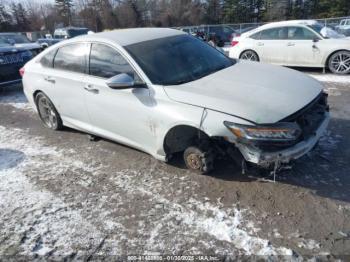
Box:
22, 28, 330, 173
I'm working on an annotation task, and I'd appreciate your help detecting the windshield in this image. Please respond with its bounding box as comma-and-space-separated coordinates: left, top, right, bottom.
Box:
68, 29, 89, 38
307, 23, 345, 39
125, 35, 234, 86
0, 34, 31, 43
0, 38, 9, 46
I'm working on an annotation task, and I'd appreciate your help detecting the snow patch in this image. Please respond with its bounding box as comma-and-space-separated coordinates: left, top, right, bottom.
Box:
309, 74, 350, 84
0, 91, 33, 111
0, 126, 116, 257
0, 125, 295, 257
110, 169, 294, 256
298, 239, 321, 250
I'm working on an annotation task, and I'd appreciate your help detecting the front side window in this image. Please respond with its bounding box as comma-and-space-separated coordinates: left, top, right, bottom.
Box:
125, 35, 234, 86
53, 43, 88, 73
40, 49, 57, 68
260, 27, 287, 40
89, 43, 139, 80
288, 27, 317, 40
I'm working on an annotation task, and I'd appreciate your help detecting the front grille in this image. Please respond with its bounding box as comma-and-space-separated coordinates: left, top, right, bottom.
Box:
0, 53, 23, 65
283, 92, 328, 140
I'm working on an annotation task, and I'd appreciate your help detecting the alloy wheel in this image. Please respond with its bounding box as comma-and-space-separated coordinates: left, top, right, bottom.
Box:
329, 51, 350, 74
37, 96, 58, 129
240, 50, 259, 62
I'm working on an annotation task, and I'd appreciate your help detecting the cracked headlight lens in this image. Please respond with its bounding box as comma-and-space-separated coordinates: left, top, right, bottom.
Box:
224, 121, 301, 142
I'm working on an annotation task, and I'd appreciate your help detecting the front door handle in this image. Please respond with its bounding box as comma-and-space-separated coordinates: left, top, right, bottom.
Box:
84, 84, 99, 94
287, 42, 295, 46
257, 42, 264, 46
44, 76, 55, 84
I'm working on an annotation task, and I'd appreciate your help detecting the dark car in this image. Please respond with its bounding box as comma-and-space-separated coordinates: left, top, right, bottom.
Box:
53, 27, 89, 39
37, 38, 61, 49
0, 42, 33, 87
202, 25, 239, 45
37, 27, 90, 49
0, 33, 42, 56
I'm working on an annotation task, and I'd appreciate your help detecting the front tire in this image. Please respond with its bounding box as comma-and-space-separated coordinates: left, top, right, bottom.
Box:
240, 50, 260, 62
35, 92, 63, 130
328, 51, 350, 75
183, 146, 214, 174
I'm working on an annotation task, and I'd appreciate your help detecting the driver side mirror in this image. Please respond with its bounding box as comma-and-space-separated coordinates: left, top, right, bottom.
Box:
106, 73, 146, 89
313, 37, 320, 43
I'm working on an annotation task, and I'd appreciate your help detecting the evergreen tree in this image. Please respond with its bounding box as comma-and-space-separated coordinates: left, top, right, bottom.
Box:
205, 0, 222, 24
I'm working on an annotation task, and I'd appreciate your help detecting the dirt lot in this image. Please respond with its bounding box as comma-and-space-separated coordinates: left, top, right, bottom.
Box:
0, 72, 350, 260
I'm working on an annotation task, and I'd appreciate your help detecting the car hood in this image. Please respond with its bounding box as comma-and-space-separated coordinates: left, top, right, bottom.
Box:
14, 42, 41, 50
0, 45, 19, 54
163, 61, 323, 124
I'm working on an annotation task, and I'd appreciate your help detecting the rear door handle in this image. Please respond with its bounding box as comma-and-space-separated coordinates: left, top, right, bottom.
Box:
257, 42, 264, 46
287, 42, 295, 46
84, 84, 99, 94
44, 76, 55, 84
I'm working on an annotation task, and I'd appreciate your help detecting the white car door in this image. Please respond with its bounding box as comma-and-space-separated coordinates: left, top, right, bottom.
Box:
253, 27, 289, 64
83, 43, 156, 152
48, 43, 93, 131
285, 26, 324, 67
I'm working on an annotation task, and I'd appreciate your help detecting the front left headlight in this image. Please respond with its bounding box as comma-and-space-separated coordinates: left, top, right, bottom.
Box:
224, 121, 302, 142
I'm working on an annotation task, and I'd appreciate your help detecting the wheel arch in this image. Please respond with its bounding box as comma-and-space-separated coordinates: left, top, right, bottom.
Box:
325, 49, 350, 68
33, 90, 45, 104
163, 124, 210, 155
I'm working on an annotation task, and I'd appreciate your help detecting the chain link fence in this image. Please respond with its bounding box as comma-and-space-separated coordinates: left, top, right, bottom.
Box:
178, 16, 350, 42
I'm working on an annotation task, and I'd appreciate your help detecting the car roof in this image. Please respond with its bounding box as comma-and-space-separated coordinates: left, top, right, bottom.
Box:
77, 27, 185, 46
257, 20, 319, 30
243, 20, 319, 37
55, 27, 88, 31
0, 32, 22, 35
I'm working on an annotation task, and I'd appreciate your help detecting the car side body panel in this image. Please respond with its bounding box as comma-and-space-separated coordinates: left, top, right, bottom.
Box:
229, 24, 350, 68
22, 29, 330, 168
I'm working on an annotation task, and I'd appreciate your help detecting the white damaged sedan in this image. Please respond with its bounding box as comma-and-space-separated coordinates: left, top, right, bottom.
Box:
21, 28, 330, 173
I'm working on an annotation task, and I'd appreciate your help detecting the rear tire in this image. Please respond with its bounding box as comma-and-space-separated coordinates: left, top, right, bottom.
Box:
183, 145, 214, 174
328, 50, 350, 75
35, 92, 63, 130
240, 50, 260, 62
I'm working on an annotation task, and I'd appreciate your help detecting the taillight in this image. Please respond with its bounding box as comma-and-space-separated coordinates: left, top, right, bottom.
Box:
231, 40, 239, 47
19, 67, 25, 77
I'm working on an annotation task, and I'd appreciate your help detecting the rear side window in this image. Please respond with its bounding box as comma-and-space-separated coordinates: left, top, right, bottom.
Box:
89, 43, 138, 79
53, 43, 88, 73
40, 49, 57, 68
250, 32, 261, 39
260, 27, 287, 40
288, 27, 317, 40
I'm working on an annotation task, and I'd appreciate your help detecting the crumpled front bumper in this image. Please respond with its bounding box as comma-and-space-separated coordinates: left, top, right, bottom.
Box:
236, 112, 330, 167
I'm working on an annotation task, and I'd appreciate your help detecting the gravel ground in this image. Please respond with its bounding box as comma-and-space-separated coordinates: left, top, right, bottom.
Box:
0, 72, 350, 260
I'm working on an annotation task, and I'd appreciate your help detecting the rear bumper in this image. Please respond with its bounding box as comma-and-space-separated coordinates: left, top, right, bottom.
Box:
237, 112, 330, 167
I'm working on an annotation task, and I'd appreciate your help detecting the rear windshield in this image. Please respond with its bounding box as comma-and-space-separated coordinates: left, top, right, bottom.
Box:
125, 35, 234, 86
68, 29, 89, 38
0, 34, 30, 44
